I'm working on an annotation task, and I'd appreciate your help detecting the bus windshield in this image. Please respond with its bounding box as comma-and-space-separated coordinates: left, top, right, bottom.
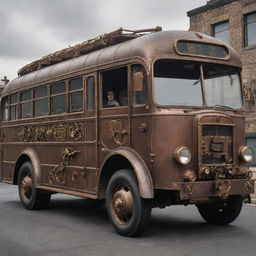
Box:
153, 60, 243, 109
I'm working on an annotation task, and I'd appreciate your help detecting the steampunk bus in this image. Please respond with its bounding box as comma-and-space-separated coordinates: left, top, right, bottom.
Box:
0, 27, 254, 236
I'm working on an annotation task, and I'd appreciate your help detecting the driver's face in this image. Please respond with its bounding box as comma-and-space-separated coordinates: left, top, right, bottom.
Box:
107, 92, 114, 101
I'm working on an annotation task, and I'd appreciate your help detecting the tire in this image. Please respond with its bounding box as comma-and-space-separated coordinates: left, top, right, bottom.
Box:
197, 195, 243, 225
18, 162, 51, 210
106, 169, 152, 237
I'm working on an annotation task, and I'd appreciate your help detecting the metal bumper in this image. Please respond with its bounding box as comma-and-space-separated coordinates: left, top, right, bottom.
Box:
172, 179, 255, 200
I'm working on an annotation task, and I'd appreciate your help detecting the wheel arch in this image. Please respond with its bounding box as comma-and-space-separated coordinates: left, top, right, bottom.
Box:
13, 148, 41, 185
98, 148, 154, 199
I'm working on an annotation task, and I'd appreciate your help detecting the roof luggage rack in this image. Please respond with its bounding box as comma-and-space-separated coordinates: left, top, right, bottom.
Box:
18, 26, 162, 77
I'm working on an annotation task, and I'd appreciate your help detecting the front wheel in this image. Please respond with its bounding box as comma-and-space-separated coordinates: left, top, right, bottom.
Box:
106, 169, 152, 237
18, 162, 51, 210
197, 195, 243, 225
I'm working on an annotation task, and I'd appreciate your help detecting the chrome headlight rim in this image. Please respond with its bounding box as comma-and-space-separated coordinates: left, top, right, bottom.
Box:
174, 146, 192, 165
239, 146, 254, 163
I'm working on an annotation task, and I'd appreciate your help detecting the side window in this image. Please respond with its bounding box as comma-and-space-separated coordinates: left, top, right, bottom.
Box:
87, 76, 95, 110
1, 97, 9, 121
101, 67, 128, 108
132, 65, 148, 106
69, 77, 83, 112
51, 81, 66, 115
10, 94, 17, 120
20, 90, 32, 119
34, 86, 48, 117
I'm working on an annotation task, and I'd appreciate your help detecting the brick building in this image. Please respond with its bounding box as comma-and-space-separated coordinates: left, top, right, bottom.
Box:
187, 0, 256, 133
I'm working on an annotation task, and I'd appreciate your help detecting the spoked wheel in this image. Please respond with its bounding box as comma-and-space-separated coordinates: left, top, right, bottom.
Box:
18, 162, 51, 210
197, 195, 243, 225
106, 169, 152, 237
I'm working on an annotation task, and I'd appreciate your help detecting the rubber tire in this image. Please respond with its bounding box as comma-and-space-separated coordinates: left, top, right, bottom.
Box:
106, 169, 152, 237
197, 195, 243, 225
18, 162, 51, 210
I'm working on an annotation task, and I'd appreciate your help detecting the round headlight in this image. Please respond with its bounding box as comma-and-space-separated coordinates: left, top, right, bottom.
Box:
239, 146, 254, 163
174, 146, 191, 165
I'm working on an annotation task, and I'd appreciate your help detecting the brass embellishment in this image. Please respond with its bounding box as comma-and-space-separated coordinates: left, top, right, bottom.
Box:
46, 128, 53, 140
69, 122, 83, 141
49, 163, 66, 185
48, 148, 80, 185
245, 180, 254, 193
109, 120, 128, 146
185, 184, 193, 194
215, 180, 231, 199
210, 137, 224, 152
35, 127, 46, 141
72, 171, 78, 184
62, 148, 80, 164
19, 127, 32, 142
53, 124, 66, 141
139, 123, 147, 133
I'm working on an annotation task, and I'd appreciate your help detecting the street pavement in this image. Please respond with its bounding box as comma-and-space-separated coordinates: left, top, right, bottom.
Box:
0, 182, 256, 256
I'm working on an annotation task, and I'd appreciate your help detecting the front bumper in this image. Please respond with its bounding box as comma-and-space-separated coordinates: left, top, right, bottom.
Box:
172, 179, 255, 200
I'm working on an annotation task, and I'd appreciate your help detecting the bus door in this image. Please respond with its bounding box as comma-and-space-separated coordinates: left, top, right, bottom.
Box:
98, 66, 129, 162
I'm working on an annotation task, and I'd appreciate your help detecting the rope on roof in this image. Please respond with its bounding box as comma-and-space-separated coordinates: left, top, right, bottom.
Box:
18, 26, 162, 77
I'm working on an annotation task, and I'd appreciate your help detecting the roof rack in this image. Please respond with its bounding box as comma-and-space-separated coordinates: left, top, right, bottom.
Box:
18, 26, 162, 77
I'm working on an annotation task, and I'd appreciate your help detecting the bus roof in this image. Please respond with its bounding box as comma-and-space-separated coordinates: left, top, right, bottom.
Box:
3, 29, 241, 96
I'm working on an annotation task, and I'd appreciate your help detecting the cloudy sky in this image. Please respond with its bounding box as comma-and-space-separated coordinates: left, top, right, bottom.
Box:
0, 0, 206, 81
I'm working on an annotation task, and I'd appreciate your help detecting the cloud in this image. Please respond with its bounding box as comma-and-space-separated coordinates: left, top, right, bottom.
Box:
0, 0, 206, 80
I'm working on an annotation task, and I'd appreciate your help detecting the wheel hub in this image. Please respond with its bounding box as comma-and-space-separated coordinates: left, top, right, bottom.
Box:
21, 175, 32, 199
112, 188, 134, 224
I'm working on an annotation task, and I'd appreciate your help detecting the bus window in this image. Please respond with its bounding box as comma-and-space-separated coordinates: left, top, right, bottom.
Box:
1, 97, 9, 121
10, 94, 17, 120
69, 77, 83, 112
20, 90, 32, 119
87, 76, 95, 110
101, 67, 128, 108
132, 65, 147, 106
51, 81, 66, 115
34, 86, 48, 117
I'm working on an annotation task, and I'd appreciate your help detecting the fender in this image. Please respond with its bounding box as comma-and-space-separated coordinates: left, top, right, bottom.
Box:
100, 147, 154, 199
15, 148, 41, 185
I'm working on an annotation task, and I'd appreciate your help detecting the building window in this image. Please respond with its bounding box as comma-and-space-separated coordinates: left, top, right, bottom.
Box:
213, 21, 229, 44
245, 12, 256, 47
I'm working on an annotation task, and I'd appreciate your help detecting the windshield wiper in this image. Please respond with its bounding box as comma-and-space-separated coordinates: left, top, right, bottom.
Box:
213, 104, 233, 110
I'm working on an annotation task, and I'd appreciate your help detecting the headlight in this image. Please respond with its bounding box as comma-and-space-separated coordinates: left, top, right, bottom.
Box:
239, 146, 254, 163
174, 146, 191, 165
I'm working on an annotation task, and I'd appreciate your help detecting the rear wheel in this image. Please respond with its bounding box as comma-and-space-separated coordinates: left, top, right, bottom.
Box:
197, 195, 243, 225
106, 169, 152, 237
18, 162, 51, 210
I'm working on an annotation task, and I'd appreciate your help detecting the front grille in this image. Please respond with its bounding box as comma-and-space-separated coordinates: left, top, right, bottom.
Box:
201, 125, 233, 165
202, 125, 232, 137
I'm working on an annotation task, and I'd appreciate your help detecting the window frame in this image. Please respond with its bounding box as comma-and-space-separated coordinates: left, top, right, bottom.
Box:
33, 85, 49, 117
212, 20, 230, 44
19, 90, 32, 119
68, 76, 84, 113
244, 11, 256, 47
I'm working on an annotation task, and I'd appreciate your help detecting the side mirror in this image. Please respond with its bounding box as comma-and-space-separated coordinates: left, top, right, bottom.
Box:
133, 71, 144, 91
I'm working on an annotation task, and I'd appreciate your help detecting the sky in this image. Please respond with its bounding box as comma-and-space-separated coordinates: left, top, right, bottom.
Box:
0, 0, 207, 81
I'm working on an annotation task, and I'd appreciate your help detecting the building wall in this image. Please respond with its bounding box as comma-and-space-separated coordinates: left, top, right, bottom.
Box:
188, 0, 256, 132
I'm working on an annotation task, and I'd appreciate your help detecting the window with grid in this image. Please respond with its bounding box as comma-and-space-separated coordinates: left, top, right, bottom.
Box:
34, 86, 49, 117
213, 21, 229, 44
245, 12, 256, 47
69, 77, 83, 112
51, 81, 67, 115
20, 90, 32, 119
